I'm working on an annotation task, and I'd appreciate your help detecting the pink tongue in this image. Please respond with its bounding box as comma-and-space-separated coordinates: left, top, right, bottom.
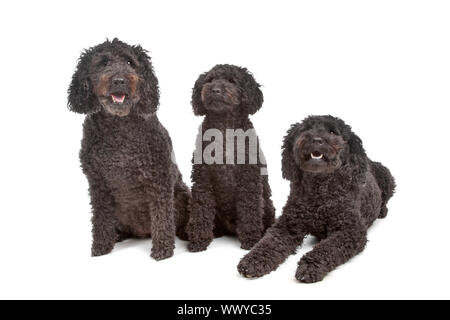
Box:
112, 94, 125, 103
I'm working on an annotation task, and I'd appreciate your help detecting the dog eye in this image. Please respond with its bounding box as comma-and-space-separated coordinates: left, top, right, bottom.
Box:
127, 59, 134, 67
330, 130, 339, 135
228, 78, 235, 84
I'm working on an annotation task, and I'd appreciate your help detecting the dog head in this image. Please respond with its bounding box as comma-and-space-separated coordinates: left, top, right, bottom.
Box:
282, 115, 366, 180
191, 64, 263, 116
68, 38, 159, 117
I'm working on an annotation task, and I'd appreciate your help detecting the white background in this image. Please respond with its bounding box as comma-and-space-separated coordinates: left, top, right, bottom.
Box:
0, 0, 449, 300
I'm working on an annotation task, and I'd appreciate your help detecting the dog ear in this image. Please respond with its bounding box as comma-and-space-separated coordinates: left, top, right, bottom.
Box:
191, 72, 207, 116
347, 131, 365, 157
325, 115, 367, 168
68, 50, 98, 114
241, 70, 263, 115
342, 123, 368, 173
282, 123, 302, 181
132, 45, 160, 115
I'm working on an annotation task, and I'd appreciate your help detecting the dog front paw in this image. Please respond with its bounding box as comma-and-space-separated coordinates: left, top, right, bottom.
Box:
295, 259, 328, 283
237, 254, 275, 279
188, 240, 211, 252
91, 242, 114, 257
240, 238, 260, 250
151, 246, 174, 261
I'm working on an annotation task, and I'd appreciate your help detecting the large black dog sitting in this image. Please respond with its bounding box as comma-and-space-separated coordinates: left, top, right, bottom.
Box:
238, 115, 395, 282
186, 64, 275, 252
68, 39, 190, 260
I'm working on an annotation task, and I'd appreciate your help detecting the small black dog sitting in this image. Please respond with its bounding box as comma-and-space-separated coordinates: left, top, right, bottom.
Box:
186, 64, 275, 252
238, 115, 395, 282
68, 39, 190, 260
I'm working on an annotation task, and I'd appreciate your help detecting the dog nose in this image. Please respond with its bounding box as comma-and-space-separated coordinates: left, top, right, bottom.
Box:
112, 77, 125, 86
312, 137, 323, 144
212, 87, 222, 94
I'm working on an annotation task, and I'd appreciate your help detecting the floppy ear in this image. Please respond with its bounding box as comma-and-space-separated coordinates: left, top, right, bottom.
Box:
68, 50, 98, 114
343, 125, 368, 173
327, 115, 367, 167
191, 72, 207, 116
347, 132, 366, 157
241, 72, 263, 115
281, 123, 302, 181
132, 45, 160, 115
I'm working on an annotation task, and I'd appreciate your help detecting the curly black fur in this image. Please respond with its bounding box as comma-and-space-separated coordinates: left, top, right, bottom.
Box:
238, 115, 396, 282
68, 38, 190, 260
186, 64, 275, 252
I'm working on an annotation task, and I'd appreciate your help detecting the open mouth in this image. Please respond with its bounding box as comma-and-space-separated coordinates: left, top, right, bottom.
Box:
111, 93, 126, 104
310, 151, 324, 160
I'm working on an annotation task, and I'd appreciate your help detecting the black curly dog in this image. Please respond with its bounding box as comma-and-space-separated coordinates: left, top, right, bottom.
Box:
238, 115, 395, 282
186, 64, 275, 252
68, 38, 190, 260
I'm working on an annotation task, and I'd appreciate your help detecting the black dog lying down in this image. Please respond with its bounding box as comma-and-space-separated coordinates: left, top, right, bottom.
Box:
238, 115, 395, 282
68, 39, 190, 260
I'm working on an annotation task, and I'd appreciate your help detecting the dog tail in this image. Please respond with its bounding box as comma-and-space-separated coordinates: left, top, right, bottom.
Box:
370, 161, 396, 219
174, 178, 191, 241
